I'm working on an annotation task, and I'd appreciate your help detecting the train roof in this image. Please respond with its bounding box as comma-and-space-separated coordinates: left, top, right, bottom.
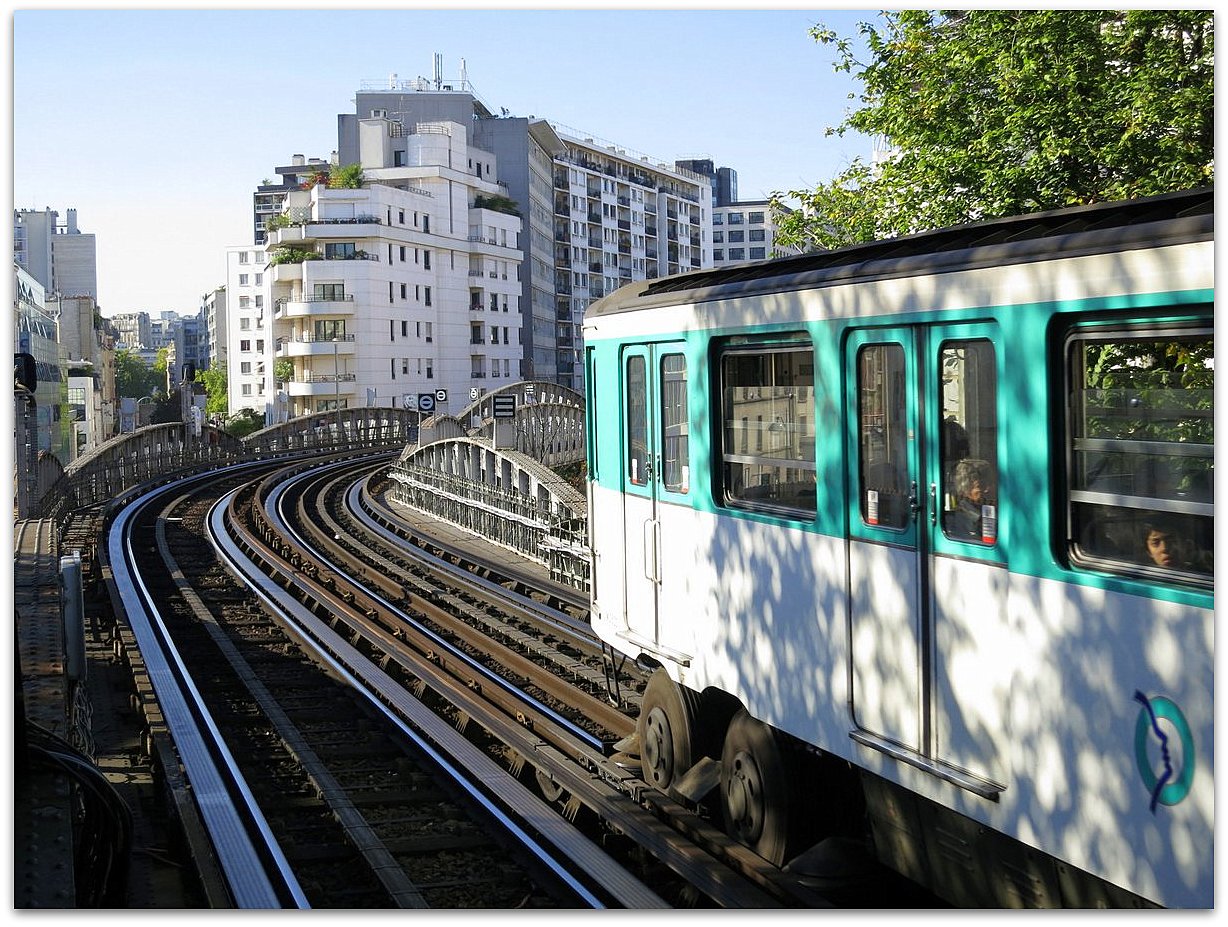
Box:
586, 186, 1214, 318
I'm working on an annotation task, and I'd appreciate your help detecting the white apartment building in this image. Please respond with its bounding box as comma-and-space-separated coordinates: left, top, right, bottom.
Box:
548, 133, 712, 390
231, 119, 524, 423
711, 200, 799, 267
344, 73, 714, 393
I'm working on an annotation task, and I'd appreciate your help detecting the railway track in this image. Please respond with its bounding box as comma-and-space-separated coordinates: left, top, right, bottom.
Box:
101, 453, 927, 907
105, 459, 643, 908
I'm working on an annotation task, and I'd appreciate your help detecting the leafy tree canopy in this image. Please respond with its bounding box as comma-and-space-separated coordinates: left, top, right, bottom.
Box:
197, 365, 228, 416
773, 10, 1214, 251
114, 347, 164, 399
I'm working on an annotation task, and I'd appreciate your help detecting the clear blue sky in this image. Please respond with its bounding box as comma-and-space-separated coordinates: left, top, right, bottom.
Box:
13, 6, 879, 317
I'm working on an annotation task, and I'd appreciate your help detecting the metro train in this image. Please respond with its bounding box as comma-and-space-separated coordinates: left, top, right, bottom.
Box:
582, 188, 1213, 907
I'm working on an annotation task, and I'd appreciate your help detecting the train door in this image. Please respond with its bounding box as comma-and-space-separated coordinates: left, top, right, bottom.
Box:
620, 343, 691, 652
846, 324, 1005, 788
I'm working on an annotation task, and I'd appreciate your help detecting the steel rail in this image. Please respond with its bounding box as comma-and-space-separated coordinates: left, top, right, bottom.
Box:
229, 462, 786, 907
208, 490, 666, 909
265, 465, 612, 753
104, 472, 309, 909
354, 478, 594, 645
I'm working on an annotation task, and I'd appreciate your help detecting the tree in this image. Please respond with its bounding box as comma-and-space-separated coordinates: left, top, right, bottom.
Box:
114, 347, 161, 399
329, 163, 364, 189
773, 10, 1214, 250
225, 407, 264, 438
197, 365, 228, 417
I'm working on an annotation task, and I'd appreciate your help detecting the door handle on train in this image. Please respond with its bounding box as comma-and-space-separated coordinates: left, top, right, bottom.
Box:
908, 480, 922, 521
643, 518, 659, 583
929, 482, 938, 525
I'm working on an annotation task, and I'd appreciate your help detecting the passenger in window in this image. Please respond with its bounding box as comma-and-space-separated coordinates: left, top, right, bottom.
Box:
1141, 517, 1212, 574
948, 458, 995, 541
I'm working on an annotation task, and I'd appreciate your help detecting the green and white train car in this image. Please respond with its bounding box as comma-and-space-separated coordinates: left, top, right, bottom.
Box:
582, 189, 1213, 907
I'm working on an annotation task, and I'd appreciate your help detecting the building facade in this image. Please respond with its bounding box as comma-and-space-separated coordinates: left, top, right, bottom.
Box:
344, 73, 714, 393
14, 263, 71, 460
711, 201, 798, 267
233, 118, 524, 423
13, 207, 98, 301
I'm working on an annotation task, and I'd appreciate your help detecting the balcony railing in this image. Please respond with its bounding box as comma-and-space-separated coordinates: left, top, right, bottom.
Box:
300, 373, 357, 384
276, 295, 354, 307
277, 333, 355, 346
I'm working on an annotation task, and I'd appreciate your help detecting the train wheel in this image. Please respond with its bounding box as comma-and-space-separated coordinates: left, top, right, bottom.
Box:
638, 669, 702, 797
720, 708, 797, 866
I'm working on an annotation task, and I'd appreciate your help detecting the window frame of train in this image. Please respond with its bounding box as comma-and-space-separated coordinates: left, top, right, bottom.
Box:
715, 333, 817, 518
1063, 317, 1213, 588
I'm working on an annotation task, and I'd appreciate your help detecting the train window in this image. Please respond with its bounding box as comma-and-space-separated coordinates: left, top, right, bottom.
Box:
939, 340, 999, 544
626, 355, 649, 485
857, 344, 909, 529
1066, 327, 1213, 583
720, 343, 816, 514
660, 354, 689, 493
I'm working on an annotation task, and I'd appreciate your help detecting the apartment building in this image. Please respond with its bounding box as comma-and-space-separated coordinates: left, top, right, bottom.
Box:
675, 161, 799, 268
711, 201, 798, 267
547, 133, 710, 390
235, 118, 524, 422
13, 207, 98, 301
343, 71, 713, 393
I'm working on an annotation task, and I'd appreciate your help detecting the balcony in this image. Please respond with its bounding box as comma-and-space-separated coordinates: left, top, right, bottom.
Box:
275, 333, 356, 357
274, 294, 355, 319
285, 373, 357, 397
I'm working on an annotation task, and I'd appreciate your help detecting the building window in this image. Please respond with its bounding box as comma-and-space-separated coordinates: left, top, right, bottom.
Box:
240, 340, 251, 352
713, 214, 723, 225
728, 230, 745, 243
324, 242, 355, 259
748, 211, 765, 224
727, 213, 744, 225
729, 248, 745, 261
749, 229, 766, 242
714, 249, 725, 261
239, 252, 250, 264
713, 231, 724, 243
424, 287, 432, 307
750, 247, 766, 260
399, 246, 406, 262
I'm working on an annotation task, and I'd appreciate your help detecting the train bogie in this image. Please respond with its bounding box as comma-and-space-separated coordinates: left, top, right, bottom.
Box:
583, 189, 1213, 907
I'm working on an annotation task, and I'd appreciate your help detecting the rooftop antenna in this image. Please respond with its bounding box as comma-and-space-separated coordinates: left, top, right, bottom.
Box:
433, 53, 443, 90
459, 58, 467, 90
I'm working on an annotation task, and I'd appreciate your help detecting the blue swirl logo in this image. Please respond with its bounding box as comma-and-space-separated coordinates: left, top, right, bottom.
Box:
1133, 691, 1195, 813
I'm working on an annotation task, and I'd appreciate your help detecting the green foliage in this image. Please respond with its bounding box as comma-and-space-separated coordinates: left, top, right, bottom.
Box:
329, 163, 365, 189
775, 10, 1214, 250
196, 365, 228, 416
472, 194, 522, 217
225, 407, 265, 438
269, 246, 321, 265
114, 347, 162, 399
265, 212, 291, 231
273, 359, 294, 385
